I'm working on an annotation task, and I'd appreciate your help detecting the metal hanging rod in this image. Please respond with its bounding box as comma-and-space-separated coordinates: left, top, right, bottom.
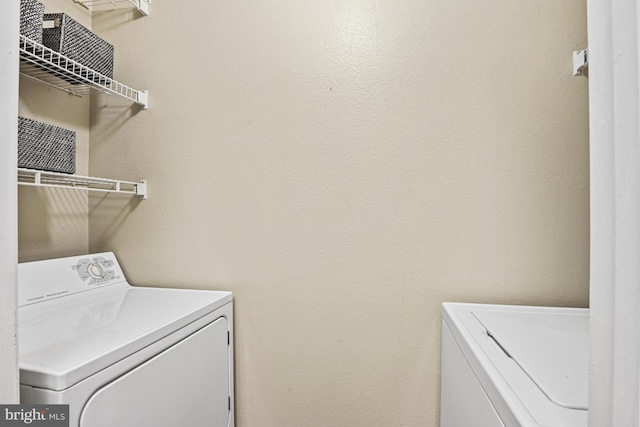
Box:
18, 168, 148, 199
19, 35, 149, 109
73, 0, 150, 16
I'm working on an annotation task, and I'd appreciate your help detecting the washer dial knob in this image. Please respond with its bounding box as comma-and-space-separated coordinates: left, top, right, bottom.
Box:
88, 262, 105, 279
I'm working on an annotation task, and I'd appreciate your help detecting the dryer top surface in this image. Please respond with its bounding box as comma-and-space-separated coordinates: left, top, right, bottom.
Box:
18, 253, 232, 390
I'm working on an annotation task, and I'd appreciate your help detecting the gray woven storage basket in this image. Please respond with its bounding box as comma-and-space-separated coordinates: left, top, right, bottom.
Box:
18, 117, 76, 174
20, 0, 45, 43
42, 13, 114, 78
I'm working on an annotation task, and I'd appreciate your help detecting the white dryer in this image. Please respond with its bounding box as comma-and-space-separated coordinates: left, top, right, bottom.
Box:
440, 303, 588, 427
18, 252, 234, 427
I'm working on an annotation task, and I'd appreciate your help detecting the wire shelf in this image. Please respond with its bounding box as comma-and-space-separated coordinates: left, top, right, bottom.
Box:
73, 0, 150, 15
19, 35, 148, 108
18, 168, 148, 199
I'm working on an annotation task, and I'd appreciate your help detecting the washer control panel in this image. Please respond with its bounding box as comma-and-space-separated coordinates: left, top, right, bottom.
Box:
18, 252, 127, 307
73, 256, 117, 285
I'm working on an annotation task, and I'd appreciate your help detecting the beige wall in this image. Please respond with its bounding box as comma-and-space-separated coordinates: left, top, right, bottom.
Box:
18, 0, 91, 262
90, 1, 589, 426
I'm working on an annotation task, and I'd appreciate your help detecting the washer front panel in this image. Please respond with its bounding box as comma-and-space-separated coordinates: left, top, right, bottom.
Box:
441, 320, 506, 427
80, 317, 230, 427
20, 304, 234, 427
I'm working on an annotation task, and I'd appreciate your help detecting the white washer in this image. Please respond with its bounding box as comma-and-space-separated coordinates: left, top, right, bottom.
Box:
18, 252, 234, 427
440, 303, 588, 427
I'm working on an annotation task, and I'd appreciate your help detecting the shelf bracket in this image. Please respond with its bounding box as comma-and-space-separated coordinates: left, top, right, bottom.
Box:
137, 0, 150, 16
573, 48, 589, 77
135, 180, 147, 199
137, 90, 149, 109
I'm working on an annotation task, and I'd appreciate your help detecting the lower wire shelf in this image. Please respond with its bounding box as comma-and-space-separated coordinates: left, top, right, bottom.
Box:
18, 168, 147, 199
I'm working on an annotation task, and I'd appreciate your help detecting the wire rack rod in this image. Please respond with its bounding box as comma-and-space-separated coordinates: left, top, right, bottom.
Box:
19, 35, 148, 108
74, 0, 150, 15
18, 168, 147, 199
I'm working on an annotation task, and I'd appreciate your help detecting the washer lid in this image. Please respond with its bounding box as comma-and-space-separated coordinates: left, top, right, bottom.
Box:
473, 310, 589, 411
19, 284, 232, 391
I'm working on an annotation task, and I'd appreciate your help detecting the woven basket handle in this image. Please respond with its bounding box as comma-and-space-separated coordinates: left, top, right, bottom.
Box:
42, 15, 61, 28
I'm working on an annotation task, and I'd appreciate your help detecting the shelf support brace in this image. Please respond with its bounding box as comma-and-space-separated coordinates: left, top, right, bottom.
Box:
137, 0, 150, 16
136, 90, 149, 109
135, 180, 147, 200
573, 48, 589, 76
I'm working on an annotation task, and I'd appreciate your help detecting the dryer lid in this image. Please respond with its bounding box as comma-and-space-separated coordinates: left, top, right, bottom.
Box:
19, 284, 232, 391
473, 310, 589, 411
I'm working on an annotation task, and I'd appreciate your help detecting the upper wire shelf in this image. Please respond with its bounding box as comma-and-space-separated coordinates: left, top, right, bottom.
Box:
18, 168, 148, 199
74, 0, 150, 15
19, 35, 148, 109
